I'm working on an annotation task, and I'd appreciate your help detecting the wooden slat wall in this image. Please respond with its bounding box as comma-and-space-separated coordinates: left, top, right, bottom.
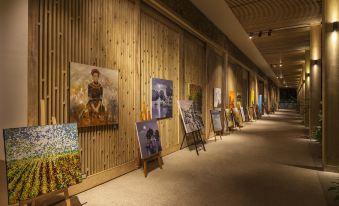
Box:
206, 47, 224, 138
140, 12, 181, 156
29, 0, 140, 177
183, 34, 206, 137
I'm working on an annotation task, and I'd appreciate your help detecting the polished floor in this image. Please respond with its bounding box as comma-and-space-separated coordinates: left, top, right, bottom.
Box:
73, 110, 338, 206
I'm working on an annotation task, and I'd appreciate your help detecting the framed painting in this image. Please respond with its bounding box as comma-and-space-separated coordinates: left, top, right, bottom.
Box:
188, 84, 204, 128
225, 108, 235, 129
3, 123, 82, 205
136, 120, 162, 159
210, 110, 222, 132
213, 88, 222, 108
178, 100, 200, 134
151, 78, 173, 119
70, 62, 119, 127
232, 107, 244, 127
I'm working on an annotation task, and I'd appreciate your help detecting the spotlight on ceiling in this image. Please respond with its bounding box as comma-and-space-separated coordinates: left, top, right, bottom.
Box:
249, 32, 253, 39
279, 63, 283, 67
268, 29, 272, 36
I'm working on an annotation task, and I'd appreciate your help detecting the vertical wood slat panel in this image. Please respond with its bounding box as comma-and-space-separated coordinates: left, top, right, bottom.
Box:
140, 12, 181, 155
30, 0, 140, 177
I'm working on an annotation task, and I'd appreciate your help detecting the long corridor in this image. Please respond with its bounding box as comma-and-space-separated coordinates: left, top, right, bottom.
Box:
75, 110, 336, 206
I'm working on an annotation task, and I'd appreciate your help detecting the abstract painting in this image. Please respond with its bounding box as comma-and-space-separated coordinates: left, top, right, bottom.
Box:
136, 120, 162, 159
70, 62, 118, 127
240, 106, 246, 122
178, 100, 200, 133
3, 123, 82, 205
151, 78, 173, 119
210, 110, 222, 132
214, 88, 222, 108
188, 84, 204, 128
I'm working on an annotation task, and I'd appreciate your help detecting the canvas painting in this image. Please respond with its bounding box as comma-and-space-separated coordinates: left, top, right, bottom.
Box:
225, 108, 235, 129
240, 106, 246, 122
232, 108, 244, 127
136, 120, 162, 159
70, 62, 119, 127
214, 88, 222, 108
188, 84, 204, 129
3, 124, 82, 205
178, 100, 200, 133
151, 78, 173, 119
210, 110, 222, 132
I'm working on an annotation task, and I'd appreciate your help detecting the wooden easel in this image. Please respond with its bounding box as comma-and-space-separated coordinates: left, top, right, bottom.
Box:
208, 120, 222, 141
142, 153, 163, 177
19, 186, 71, 206
180, 130, 206, 155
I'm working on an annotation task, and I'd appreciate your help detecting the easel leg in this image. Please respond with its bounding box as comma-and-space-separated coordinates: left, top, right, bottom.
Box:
157, 156, 162, 169
143, 160, 148, 177
197, 131, 206, 151
192, 132, 199, 155
180, 133, 187, 150
64, 189, 71, 206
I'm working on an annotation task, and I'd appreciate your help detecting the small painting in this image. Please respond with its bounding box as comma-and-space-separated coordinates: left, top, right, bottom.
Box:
188, 84, 204, 128
240, 106, 246, 122
151, 78, 173, 119
232, 108, 244, 127
178, 100, 200, 133
214, 88, 222, 108
3, 124, 82, 205
210, 110, 222, 132
70, 62, 119, 127
225, 108, 235, 129
136, 120, 162, 159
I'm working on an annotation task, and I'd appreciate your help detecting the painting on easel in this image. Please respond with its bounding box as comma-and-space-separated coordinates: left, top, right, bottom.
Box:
178, 100, 200, 134
188, 84, 204, 129
3, 123, 82, 205
136, 120, 162, 159
210, 110, 222, 132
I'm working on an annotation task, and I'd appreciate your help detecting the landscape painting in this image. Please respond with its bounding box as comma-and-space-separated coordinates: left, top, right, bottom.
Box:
70, 62, 119, 127
210, 110, 222, 132
3, 123, 82, 205
136, 120, 162, 159
178, 100, 200, 133
151, 78, 173, 119
214, 88, 222, 108
188, 84, 204, 129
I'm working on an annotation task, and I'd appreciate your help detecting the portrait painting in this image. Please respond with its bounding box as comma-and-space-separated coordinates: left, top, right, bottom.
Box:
151, 78, 173, 119
3, 124, 82, 205
136, 120, 162, 159
70, 62, 119, 127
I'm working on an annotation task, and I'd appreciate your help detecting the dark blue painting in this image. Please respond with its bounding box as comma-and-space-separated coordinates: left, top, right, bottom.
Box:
151, 78, 173, 119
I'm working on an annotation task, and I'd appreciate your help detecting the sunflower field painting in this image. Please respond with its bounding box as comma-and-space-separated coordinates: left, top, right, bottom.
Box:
3, 123, 82, 205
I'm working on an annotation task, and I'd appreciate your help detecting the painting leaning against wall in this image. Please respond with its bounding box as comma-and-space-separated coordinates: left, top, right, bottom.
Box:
70, 62, 119, 127
3, 123, 82, 205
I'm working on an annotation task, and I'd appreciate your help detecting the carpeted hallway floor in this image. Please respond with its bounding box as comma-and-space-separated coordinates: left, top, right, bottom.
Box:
73, 110, 338, 206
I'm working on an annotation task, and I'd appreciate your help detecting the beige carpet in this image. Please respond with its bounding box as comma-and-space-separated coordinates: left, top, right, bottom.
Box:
72, 110, 334, 206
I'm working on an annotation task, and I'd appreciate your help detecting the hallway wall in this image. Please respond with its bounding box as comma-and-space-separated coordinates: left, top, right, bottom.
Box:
0, 0, 276, 203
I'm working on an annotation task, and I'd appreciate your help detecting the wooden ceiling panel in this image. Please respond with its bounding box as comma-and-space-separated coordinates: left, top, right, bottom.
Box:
225, 0, 321, 87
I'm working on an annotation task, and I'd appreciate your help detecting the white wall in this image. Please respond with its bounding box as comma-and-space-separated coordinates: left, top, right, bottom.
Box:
0, 0, 28, 205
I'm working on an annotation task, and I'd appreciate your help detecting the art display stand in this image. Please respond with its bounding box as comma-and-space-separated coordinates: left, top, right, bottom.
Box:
208, 120, 222, 142
180, 129, 206, 156
19, 189, 71, 206
18, 118, 72, 206
143, 153, 163, 177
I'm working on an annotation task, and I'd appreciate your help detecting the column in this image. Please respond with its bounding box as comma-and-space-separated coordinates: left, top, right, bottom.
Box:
323, 0, 339, 168
304, 50, 310, 127
309, 25, 322, 137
